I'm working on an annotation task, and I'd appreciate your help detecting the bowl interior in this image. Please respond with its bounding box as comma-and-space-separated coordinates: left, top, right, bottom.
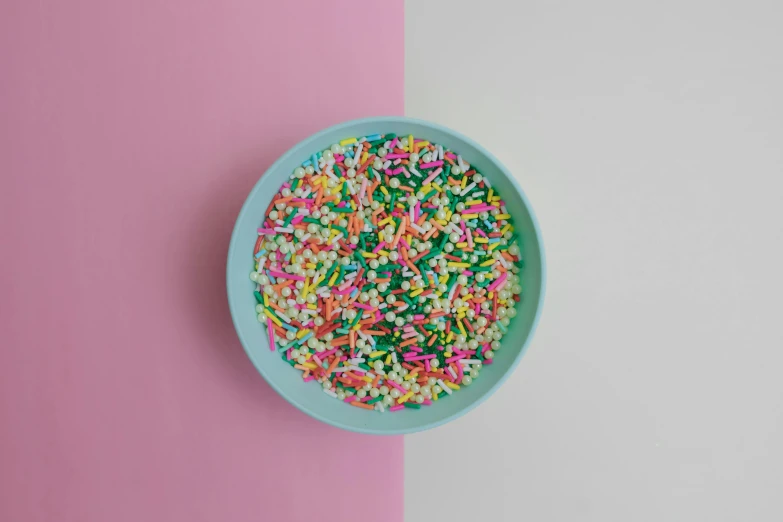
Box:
227, 117, 545, 435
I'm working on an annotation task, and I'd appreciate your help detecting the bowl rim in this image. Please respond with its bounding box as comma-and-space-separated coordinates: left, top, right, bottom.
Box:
227, 116, 546, 435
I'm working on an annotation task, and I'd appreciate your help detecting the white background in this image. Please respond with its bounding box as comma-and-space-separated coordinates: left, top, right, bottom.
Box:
405, 1, 783, 520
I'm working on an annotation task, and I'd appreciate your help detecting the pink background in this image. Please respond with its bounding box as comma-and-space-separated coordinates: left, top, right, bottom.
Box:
0, 1, 403, 521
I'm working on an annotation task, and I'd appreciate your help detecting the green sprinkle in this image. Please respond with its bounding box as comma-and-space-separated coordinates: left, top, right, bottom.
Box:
403, 402, 421, 409
254, 291, 264, 304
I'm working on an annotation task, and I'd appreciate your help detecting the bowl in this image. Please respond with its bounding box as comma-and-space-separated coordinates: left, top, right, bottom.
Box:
227, 116, 545, 435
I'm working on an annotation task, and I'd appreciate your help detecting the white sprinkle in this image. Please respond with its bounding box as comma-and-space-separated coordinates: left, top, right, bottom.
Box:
275, 226, 293, 233
410, 223, 425, 234
383, 160, 392, 169
437, 379, 452, 394
408, 165, 421, 177
391, 352, 398, 363
323, 389, 337, 398
460, 359, 482, 365
448, 367, 458, 379
459, 182, 476, 197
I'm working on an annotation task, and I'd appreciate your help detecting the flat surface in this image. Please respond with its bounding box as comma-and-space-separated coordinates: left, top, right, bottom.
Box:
0, 2, 403, 521
405, 0, 783, 520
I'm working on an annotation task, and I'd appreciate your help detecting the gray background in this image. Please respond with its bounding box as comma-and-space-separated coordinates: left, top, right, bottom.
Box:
405, 0, 783, 520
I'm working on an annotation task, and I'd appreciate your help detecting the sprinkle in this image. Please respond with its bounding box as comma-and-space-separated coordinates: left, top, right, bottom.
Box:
249, 132, 523, 413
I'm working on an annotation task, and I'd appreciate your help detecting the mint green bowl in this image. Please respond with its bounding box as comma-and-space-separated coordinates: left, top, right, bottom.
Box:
227, 117, 545, 435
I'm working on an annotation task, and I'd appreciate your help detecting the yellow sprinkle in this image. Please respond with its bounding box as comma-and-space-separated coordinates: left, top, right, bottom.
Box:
456, 242, 468, 248
408, 135, 413, 151
488, 242, 500, 252
385, 354, 392, 365
377, 249, 391, 256
353, 323, 361, 331
307, 304, 317, 310
409, 288, 424, 298
432, 184, 443, 192
445, 382, 460, 391
398, 391, 414, 404
369, 350, 387, 358
296, 329, 310, 339
262, 292, 269, 307
474, 238, 488, 244
432, 391, 438, 401
436, 219, 448, 226
380, 186, 389, 196
495, 213, 511, 220
500, 224, 511, 235
301, 362, 317, 370
480, 259, 495, 266
439, 274, 449, 284
361, 151, 368, 164
446, 332, 454, 343
448, 262, 470, 268
301, 277, 309, 298
457, 321, 467, 336
339, 138, 357, 146
465, 200, 482, 206
416, 140, 429, 148
263, 309, 282, 327
328, 271, 339, 286
444, 352, 453, 358
394, 332, 401, 338
487, 189, 493, 200
377, 216, 393, 227
361, 252, 378, 258
361, 375, 372, 383
461, 213, 479, 219
461, 176, 468, 189
306, 263, 317, 269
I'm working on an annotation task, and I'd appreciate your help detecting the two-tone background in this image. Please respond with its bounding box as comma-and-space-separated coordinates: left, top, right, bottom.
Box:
2, 1, 782, 521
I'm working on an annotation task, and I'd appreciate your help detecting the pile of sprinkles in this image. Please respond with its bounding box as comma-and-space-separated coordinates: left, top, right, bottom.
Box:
250, 133, 523, 412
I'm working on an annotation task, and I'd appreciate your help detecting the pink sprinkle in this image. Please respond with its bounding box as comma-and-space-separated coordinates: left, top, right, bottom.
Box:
390, 405, 405, 412
406, 346, 423, 353
422, 168, 441, 186
313, 355, 322, 366
269, 270, 305, 282
392, 167, 404, 175
445, 355, 465, 364
422, 399, 432, 406
405, 354, 436, 361
483, 359, 493, 365
335, 154, 344, 162
475, 228, 488, 238
291, 215, 304, 225
385, 153, 409, 159
353, 302, 373, 311
257, 228, 275, 234
399, 238, 410, 249
482, 343, 491, 355
387, 380, 406, 393
445, 152, 457, 159
419, 160, 443, 169
267, 319, 275, 351
303, 376, 315, 383
372, 241, 386, 254
344, 396, 354, 403
487, 272, 508, 292
413, 314, 424, 320
360, 395, 373, 403
425, 360, 431, 372
467, 205, 496, 213
320, 348, 337, 359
